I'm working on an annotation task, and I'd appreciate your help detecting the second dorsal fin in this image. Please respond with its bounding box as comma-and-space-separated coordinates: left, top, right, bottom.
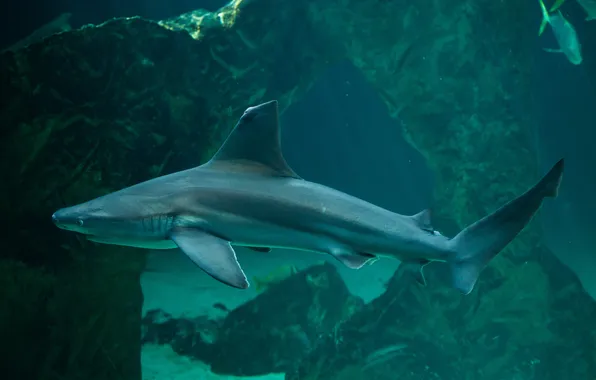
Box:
411, 209, 434, 232
203, 100, 301, 178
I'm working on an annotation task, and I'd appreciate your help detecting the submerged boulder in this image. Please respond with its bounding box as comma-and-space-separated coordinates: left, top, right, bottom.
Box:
0, 1, 334, 378
141, 263, 363, 376
209, 262, 363, 376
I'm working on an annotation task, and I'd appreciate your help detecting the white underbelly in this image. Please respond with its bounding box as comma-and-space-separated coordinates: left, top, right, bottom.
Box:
87, 235, 178, 249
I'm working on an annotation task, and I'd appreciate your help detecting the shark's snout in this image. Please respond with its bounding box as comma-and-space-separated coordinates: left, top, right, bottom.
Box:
51, 208, 81, 231
51, 211, 69, 230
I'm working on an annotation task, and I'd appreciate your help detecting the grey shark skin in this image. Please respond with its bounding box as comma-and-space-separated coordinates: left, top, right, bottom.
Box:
52, 100, 565, 294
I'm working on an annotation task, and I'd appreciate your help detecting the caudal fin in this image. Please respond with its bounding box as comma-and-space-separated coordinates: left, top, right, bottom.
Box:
449, 159, 564, 294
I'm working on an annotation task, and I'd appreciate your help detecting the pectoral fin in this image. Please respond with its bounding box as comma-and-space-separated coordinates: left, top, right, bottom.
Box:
170, 228, 249, 289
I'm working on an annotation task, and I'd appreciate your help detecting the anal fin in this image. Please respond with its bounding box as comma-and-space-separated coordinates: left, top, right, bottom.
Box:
169, 228, 249, 289
397, 260, 432, 286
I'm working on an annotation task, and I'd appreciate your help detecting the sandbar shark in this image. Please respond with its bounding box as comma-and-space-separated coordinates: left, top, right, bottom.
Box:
52, 100, 564, 294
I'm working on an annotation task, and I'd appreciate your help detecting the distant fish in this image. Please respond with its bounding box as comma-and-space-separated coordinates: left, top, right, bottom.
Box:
538, 0, 582, 65
212, 302, 230, 312
2, 12, 72, 52
550, 0, 596, 21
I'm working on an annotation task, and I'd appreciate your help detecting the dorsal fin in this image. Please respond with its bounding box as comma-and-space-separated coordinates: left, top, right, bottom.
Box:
411, 209, 434, 232
204, 100, 301, 178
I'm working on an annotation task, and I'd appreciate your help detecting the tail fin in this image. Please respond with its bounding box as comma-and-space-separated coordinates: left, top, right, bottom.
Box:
539, 0, 550, 36
449, 159, 564, 295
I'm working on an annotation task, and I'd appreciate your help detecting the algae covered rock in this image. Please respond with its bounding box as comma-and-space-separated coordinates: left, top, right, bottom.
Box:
209, 262, 363, 376
141, 263, 363, 376
0, 0, 335, 378
0, 248, 145, 380
297, 0, 596, 378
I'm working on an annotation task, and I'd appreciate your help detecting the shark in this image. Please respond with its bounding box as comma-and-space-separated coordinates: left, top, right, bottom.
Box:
52, 100, 565, 294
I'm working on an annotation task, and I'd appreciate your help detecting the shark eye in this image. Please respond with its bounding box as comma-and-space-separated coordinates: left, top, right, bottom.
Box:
76, 219, 84, 227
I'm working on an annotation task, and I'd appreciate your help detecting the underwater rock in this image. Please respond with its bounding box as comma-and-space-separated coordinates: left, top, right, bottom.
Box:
0, 1, 335, 379
142, 309, 222, 360
292, 248, 596, 380
141, 263, 363, 377
206, 262, 364, 376
287, 268, 459, 380
0, 246, 146, 380
298, 0, 596, 378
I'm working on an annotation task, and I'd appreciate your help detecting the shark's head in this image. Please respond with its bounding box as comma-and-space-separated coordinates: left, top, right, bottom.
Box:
52, 200, 109, 235
51, 193, 148, 238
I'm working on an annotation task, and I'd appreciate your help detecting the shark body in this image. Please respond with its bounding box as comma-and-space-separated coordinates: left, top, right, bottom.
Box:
52, 100, 565, 294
